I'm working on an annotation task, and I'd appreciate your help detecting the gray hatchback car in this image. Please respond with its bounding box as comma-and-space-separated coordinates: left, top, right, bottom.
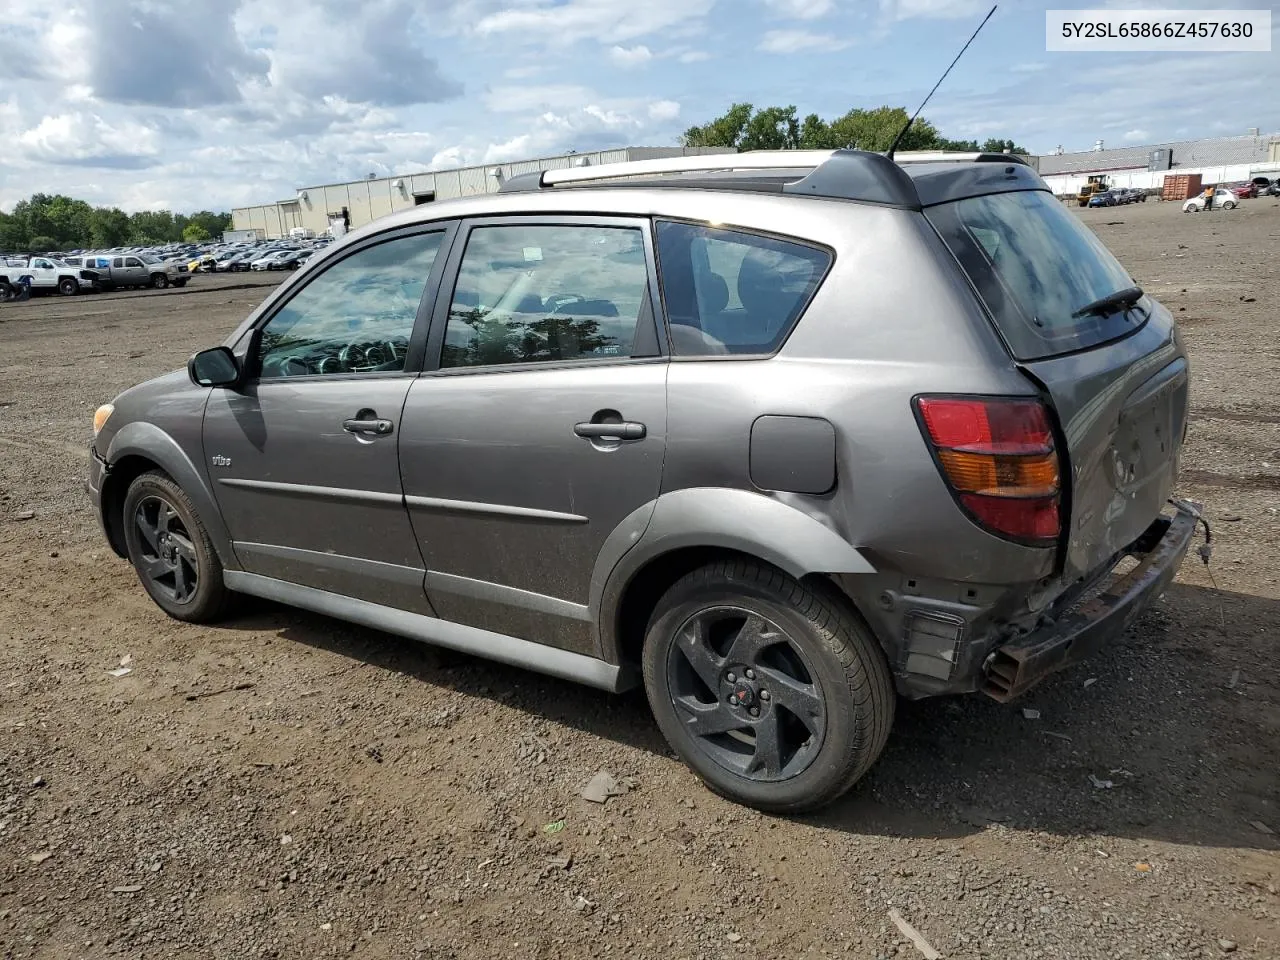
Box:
87, 150, 1200, 812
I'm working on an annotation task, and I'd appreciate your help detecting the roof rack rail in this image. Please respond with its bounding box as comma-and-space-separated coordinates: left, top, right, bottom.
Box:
497, 149, 926, 209
893, 150, 1031, 166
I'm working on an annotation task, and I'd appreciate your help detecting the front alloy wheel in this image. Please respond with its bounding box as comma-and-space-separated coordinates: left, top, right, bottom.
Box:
121, 470, 233, 623
133, 496, 199, 604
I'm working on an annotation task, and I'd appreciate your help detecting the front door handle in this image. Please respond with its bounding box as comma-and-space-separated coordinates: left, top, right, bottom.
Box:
574, 421, 646, 441
343, 417, 394, 436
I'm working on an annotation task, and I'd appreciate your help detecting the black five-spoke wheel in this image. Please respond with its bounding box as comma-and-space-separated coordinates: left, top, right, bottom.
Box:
121, 470, 233, 623
643, 560, 895, 813
133, 495, 199, 604
668, 607, 825, 782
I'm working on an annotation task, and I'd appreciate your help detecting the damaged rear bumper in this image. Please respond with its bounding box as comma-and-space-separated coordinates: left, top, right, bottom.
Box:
982, 499, 1202, 702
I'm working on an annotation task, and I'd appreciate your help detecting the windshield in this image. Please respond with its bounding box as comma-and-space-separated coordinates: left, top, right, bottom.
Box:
926, 189, 1142, 361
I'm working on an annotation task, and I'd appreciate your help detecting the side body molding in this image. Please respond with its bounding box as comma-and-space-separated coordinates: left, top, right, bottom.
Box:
103, 420, 240, 570
591, 487, 875, 663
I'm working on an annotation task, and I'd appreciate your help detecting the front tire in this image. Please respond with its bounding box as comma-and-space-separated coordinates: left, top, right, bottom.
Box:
641, 560, 894, 814
151, 273, 169, 289
58, 277, 77, 296
122, 471, 233, 623
1224, 200, 1236, 210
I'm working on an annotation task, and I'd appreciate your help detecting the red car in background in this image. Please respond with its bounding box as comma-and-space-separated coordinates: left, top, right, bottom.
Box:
1230, 182, 1258, 199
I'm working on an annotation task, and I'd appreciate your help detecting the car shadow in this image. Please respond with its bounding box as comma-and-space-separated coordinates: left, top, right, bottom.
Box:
218, 581, 1278, 851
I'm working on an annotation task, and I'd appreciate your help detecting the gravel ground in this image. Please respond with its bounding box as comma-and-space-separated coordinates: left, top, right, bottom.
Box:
1, 201, 1277, 959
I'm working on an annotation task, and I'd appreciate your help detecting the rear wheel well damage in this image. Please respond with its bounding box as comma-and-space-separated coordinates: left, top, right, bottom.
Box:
100, 455, 166, 558
610, 546, 878, 669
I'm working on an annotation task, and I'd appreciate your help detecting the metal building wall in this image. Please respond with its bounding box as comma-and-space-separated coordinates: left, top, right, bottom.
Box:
256, 146, 737, 236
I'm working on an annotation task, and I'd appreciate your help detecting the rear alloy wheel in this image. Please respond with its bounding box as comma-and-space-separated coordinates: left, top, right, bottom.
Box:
151, 273, 169, 289
642, 560, 895, 813
1224, 201, 1237, 210
58, 277, 77, 296
122, 470, 233, 623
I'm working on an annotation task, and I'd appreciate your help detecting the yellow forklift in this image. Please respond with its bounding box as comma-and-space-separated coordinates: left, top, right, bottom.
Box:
1076, 175, 1110, 207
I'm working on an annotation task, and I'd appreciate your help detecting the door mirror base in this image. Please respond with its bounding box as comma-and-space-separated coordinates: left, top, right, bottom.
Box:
188, 346, 242, 388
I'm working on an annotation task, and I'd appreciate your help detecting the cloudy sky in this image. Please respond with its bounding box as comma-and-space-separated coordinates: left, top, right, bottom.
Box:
2, 0, 1276, 213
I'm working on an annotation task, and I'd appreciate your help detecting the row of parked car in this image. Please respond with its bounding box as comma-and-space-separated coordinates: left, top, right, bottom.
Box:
189, 244, 321, 274
1086, 187, 1148, 207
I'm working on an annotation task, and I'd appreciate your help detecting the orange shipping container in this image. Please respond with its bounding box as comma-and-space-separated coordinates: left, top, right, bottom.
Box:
1162, 173, 1201, 201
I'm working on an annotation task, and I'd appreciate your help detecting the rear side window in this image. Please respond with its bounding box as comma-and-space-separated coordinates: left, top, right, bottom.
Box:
655, 221, 830, 356
441, 224, 651, 369
926, 190, 1142, 361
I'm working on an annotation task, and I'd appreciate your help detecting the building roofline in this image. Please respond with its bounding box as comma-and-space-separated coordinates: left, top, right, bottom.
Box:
291, 145, 736, 195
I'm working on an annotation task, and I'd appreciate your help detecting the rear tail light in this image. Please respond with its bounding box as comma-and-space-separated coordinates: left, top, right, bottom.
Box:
915, 396, 1061, 545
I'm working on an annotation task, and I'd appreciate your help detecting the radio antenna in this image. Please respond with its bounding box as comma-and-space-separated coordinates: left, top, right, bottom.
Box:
886, 4, 998, 160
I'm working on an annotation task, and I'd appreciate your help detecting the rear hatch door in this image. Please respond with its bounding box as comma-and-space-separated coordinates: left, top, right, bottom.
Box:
926, 188, 1189, 581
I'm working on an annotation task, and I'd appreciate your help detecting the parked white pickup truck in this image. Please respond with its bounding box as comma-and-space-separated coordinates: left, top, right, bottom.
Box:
0, 256, 95, 299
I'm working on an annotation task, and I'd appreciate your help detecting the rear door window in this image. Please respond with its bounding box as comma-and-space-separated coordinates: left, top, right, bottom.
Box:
926, 189, 1144, 361
654, 221, 831, 356
440, 222, 653, 369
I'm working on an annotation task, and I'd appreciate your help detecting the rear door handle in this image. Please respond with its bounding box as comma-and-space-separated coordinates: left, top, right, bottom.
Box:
574, 421, 646, 441
343, 418, 394, 436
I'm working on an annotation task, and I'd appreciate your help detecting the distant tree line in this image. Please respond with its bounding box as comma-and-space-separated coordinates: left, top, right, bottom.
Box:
680, 103, 1028, 156
0, 194, 233, 253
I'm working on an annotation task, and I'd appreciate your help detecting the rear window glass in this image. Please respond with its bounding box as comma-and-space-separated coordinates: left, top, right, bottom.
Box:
655, 221, 831, 356
926, 190, 1144, 361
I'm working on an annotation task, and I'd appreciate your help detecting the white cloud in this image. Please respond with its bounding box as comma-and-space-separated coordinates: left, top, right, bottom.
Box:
16, 112, 162, 167
678, 50, 712, 62
762, 0, 835, 18
878, 0, 988, 21
1123, 128, 1150, 142
758, 29, 852, 53
474, 0, 716, 45
482, 85, 596, 114
648, 99, 682, 121
610, 44, 654, 67
1010, 62, 1047, 73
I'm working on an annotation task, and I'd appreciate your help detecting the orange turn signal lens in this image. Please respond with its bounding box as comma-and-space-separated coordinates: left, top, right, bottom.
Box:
93, 403, 115, 437
936, 450, 1059, 497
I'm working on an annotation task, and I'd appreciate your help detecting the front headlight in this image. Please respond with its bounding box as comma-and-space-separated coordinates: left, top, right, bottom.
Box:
93, 403, 115, 437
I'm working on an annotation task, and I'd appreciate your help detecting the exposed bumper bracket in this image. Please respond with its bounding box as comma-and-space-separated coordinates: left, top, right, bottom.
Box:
982, 499, 1202, 702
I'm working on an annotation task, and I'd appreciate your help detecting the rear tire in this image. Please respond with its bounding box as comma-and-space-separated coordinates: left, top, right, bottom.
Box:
641, 559, 895, 814
1224, 201, 1236, 210
58, 277, 77, 296
122, 471, 234, 623
0, 282, 12, 302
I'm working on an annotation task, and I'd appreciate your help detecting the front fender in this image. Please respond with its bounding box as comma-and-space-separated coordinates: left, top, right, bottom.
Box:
591, 487, 875, 662
104, 421, 239, 570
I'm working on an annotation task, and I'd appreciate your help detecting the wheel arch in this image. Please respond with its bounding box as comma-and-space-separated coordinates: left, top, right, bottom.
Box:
592, 487, 875, 666
103, 422, 239, 570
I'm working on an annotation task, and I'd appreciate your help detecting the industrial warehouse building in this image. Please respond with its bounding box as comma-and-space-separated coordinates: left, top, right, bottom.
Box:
231, 146, 733, 239
231, 132, 1280, 239
1033, 131, 1280, 197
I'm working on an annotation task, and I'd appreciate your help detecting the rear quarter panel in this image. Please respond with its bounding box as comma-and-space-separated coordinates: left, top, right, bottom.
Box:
661, 203, 1056, 586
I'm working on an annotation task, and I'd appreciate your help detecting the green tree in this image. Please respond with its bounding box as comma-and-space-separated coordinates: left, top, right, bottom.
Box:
129, 210, 176, 244
182, 223, 211, 243
980, 137, 1029, 155
682, 103, 1024, 155
0, 211, 28, 252
90, 207, 132, 247
28, 235, 58, 252
679, 102, 754, 149
187, 211, 232, 237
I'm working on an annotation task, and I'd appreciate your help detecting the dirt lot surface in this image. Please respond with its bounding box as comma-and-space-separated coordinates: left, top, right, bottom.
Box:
2, 204, 1277, 960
